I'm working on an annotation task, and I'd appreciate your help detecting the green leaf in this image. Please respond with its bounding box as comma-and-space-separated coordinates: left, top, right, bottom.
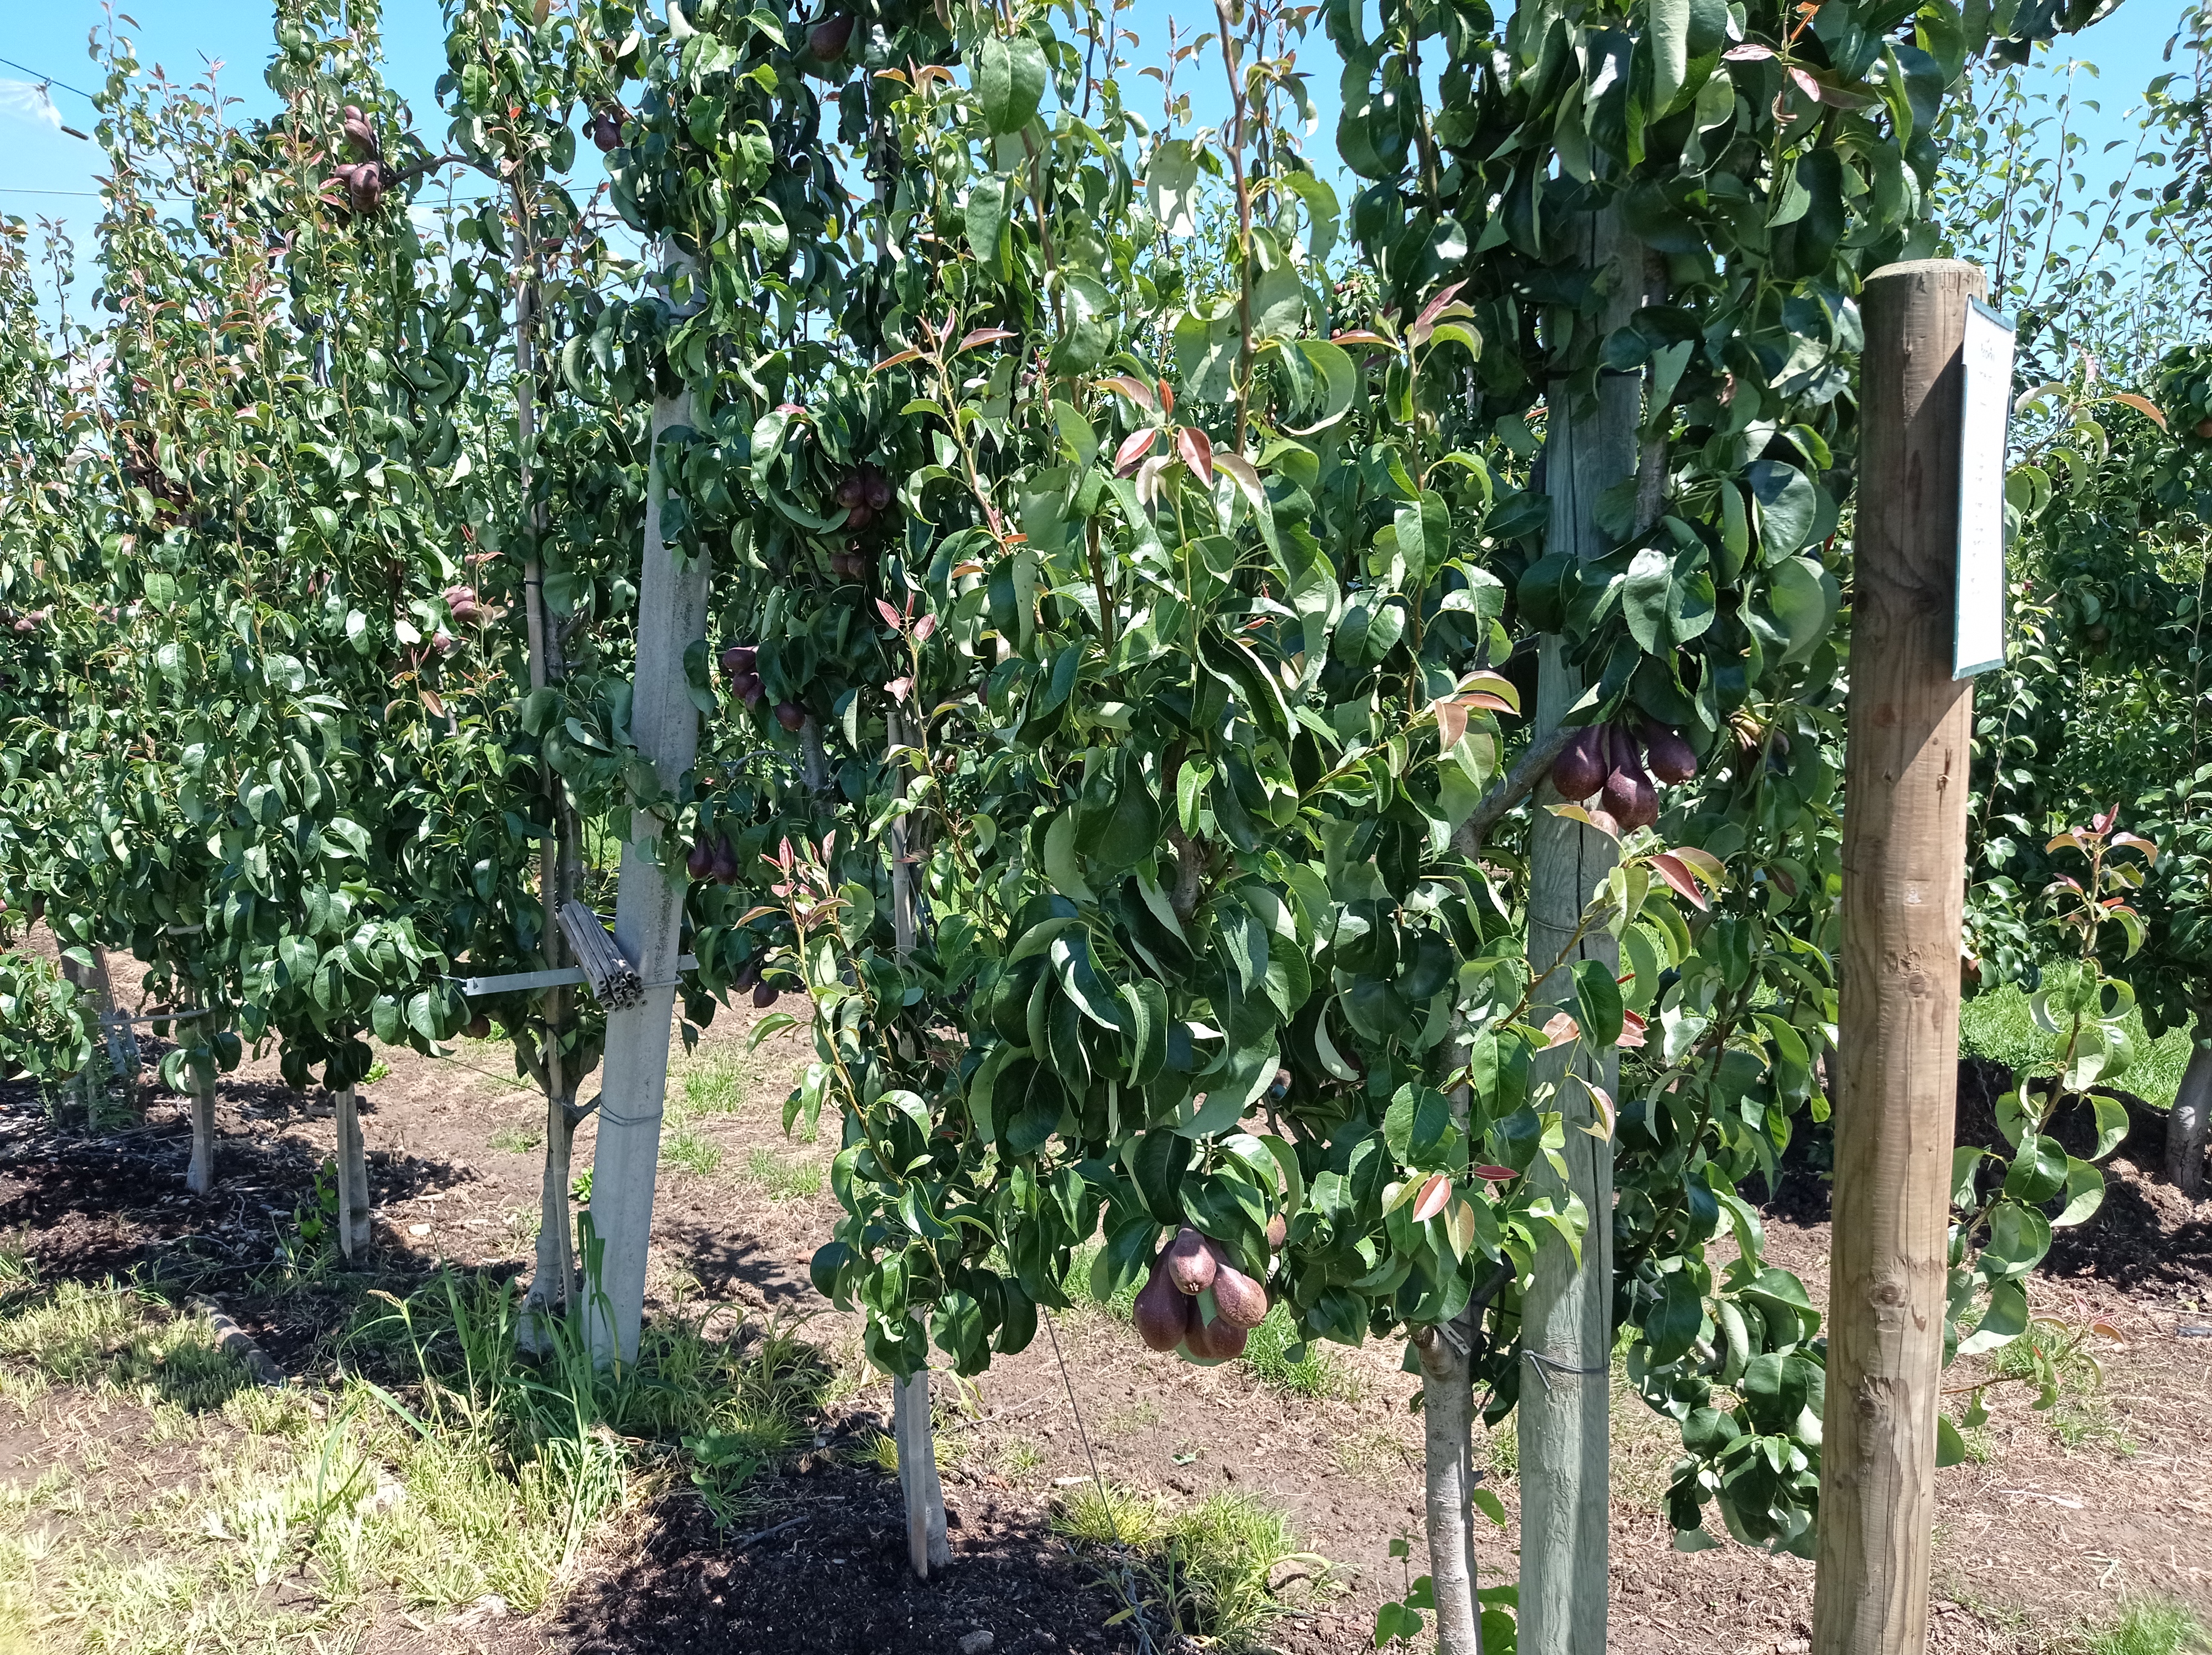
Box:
974, 33, 1049, 133
1044, 811, 1097, 903
1050, 273, 1118, 375
1935, 1412, 1968, 1467
1957, 1277, 2029, 1355
1572, 958, 1624, 1050
1651, 0, 1692, 115
1745, 460, 1817, 560
2053, 1157, 2105, 1228
965, 175, 1009, 269
1284, 340, 1358, 434
2090, 1091, 2129, 1162
1051, 934, 1125, 1031
1643, 1271, 1705, 1364
2002, 1133, 2067, 1205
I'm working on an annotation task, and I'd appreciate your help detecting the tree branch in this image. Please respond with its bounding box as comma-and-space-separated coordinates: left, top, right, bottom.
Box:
1452, 725, 1577, 858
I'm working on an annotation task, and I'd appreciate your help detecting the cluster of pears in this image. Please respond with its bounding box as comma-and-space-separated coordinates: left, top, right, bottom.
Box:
330, 105, 389, 214
1133, 1215, 1285, 1363
828, 464, 894, 580
1548, 718, 1698, 829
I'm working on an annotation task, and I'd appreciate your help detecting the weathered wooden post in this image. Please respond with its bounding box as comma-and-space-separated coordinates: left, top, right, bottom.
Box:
1813, 259, 1994, 1655
1517, 205, 1655, 1655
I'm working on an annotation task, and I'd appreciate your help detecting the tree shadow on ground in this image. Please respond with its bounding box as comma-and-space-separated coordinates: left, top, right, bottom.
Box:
652, 1212, 821, 1311
554, 1456, 1138, 1655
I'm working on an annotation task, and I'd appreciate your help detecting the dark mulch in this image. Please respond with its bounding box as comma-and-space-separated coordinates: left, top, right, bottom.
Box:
557, 1460, 1138, 1655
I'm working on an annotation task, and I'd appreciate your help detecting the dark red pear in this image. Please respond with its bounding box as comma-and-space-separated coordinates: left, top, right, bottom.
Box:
1210, 1261, 1269, 1330
752, 979, 779, 1008
1550, 725, 1605, 802
1184, 1300, 1248, 1360
806, 12, 856, 62
1134, 1261, 1186, 1352
686, 834, 714, 880
712, 833, 740, 884
1641, 721, 1698, 785
863, 471, 893, 512
774, 701, 807, 732
1164, 1227, 1217, 1295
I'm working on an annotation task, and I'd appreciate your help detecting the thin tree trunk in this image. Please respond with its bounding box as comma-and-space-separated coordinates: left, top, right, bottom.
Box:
334, 1082, 372, 1260
2167, 1007, 2212, 1196
894, 1366, 950, 1575
513, 174, 585, 1351
1415, 1321, 1483, 1655
186, 1070, 216, 1195
1517, 205, 1648, 1655
586, 297, 708, 1366
58, 948, 124, 1122
885, 708, 950, 1574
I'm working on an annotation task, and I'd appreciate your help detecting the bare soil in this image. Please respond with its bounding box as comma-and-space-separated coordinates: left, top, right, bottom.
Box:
3, 997, 2211, 1654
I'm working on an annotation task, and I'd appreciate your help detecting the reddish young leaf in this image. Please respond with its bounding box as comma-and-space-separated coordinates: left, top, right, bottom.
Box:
1541, 1011, 1580, 1050
1648, 851, 1708, 910
1407, 279, 1469, 346
1722, 41, 1775, 58
1412, 1172, 1453, 1223
912, 613, 938, 643
1157, 378, 1175, 416
885, 676, 914, 702
1787, 65, 1820, 100
871, 347, 924, 373
1331, 329, 1391, 345
1620, 1009, 1648, 1049
1115, 426, 1160, 475
957, 326, 1018, 354
2105, 391, 2168, 431
1670, 845, 1725, 884
1176, 424, 1216, 485
1097, 374, 1158, 412
1472, 1165, 1519, 1182
876, 598, 905, 631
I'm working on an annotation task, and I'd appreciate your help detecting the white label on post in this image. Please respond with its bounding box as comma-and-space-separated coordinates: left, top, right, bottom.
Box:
1955, 297, 2017, 680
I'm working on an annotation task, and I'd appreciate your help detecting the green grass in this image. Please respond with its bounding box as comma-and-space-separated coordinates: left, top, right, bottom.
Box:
681, 1052, 747, 1116
1961, 961, 2194, 1105
998, 1438, 1046, 1477
743, 1147, 825, 1201
1052, 1481, 1326, 1649
2080, 1599, 2211, 1655
1989, 1324, 2135, 1456
0, 1266, 833, 1651
1240, 1304, 1357, 1401
488, 1120, 542, 1154
662, 1123, 723, 1176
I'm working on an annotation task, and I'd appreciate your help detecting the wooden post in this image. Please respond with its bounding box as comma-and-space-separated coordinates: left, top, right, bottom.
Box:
1812, 259, 1984, 1655
586, 319, 709, 1367
1516, 206, 1649, 1655
884, 708, 951, 1575
334, 1082, 372, 1259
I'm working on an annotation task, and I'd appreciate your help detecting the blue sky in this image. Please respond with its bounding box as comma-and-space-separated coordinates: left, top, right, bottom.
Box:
0, 0, 2185, 283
